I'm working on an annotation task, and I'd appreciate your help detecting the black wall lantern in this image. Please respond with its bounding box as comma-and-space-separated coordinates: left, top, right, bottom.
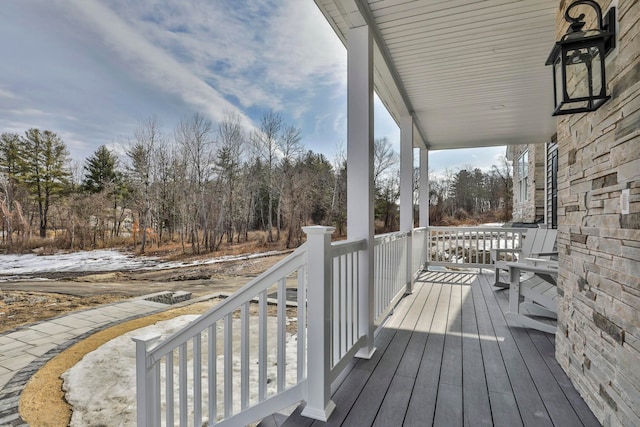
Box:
545, 0, 616, 116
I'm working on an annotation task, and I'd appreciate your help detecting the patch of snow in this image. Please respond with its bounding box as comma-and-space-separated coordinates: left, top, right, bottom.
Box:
0, 249, 285, 280
0, 250, 146, 276
63, 315, 300, 426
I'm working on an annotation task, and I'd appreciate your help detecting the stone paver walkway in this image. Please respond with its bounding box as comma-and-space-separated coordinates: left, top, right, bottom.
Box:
0, 293, 196, 426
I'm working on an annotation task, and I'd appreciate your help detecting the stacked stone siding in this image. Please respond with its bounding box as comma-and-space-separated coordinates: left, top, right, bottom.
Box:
507, 143, 546, 223
555, 1, 640, 426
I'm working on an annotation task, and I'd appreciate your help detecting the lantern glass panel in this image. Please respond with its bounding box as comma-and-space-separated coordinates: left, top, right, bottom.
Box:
564, 47, 591, 99
554, 58, 563, 108
590, 47, 603, 96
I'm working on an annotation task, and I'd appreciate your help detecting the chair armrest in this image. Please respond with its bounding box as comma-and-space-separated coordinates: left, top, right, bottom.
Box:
530, 251, 558, 257
524, 257, 558, 267
506, 261, 558, 275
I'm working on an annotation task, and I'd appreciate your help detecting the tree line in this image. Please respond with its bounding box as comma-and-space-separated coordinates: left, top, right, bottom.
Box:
428, 160, 513, 225
0, 112, 405, 254
0, 110, 513, 254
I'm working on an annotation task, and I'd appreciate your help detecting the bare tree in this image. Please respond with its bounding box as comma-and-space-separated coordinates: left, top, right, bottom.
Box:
215, 112, 245, 244
277, 124, 303, 244
251, 111, 283, 242
127, 116, 164, 253
0, 133, 21, 243
373, 137, 399, 189
175, 113, 215, 253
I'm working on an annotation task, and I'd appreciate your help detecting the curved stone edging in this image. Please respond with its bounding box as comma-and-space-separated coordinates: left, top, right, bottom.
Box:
0, 309, 163, 427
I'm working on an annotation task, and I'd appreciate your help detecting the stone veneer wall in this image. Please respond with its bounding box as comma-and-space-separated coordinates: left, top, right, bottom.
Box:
507, 143, 546, 223
554, 1, 640, 426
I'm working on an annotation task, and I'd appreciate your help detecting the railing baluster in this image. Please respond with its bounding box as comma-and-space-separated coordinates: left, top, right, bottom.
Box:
166, 352, 174, 427
258, 290, 267, 402
385, 242, 389, 313
194, 332, 202, 425
224, 313, 232, 418
277, 278, 286, 392
333, 257, 340, 365
346, 252, 353, 349
241, 303, 249, 410
208, 324, 216, 426
152, 360, 161, 426
179, 342, 187, 427
455, 228, 459, 263
341, 255, 347, 358
353, 251, 359, 344
297, 266, 306, 383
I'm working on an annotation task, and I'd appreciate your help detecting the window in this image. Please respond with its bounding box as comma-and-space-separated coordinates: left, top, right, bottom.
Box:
518, 151, 529, 202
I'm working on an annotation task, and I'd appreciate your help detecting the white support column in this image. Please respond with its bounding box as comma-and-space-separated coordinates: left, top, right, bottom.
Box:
346, 24, 376, 360
301, 226, 336, 421
419, 148, 429, 228
400, 115, 414, 293
419, 148, 429, 270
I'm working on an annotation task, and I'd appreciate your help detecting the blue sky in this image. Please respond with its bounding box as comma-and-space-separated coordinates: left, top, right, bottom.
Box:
0, 0, 505, 174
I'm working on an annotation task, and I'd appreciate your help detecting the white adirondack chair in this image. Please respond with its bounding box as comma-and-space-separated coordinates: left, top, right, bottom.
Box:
491, 227, 557, 288
505, 261, 559, 334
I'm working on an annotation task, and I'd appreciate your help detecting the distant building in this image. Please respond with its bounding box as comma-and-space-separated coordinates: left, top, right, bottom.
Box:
506, 139, 558, 228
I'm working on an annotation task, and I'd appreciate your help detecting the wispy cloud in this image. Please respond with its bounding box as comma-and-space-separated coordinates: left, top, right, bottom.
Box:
0, 88, 18, 100
97, 0, 346, 115
0, 1, 352, 162
55, 0, 256, 130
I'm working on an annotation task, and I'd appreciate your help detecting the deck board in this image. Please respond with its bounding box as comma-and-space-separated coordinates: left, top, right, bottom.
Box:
277, 272, 601, 427
478, 274, 555, 427
527, 330, 601, 427
434, 283, 463, 424
404, 282, 450, 426
461, 283, 492, 427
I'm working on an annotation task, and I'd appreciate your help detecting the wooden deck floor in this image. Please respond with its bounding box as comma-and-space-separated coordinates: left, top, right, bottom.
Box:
278, 271, 601, 427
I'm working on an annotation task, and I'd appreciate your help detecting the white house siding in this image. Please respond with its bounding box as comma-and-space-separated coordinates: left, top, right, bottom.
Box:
555, 1, 640, 426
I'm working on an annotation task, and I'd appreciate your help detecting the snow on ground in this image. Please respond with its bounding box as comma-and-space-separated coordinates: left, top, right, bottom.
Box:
63, 315, 299, 426
0, 249, 284, 281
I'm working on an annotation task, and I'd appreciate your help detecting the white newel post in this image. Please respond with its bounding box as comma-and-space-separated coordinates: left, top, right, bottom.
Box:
301, 226, 336, 421
347, 24, 376, 360
133, 335, 161, 427
400, 115, 414, 293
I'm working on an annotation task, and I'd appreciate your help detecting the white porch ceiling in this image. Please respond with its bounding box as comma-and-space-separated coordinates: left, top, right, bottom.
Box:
315, 0, 559, 150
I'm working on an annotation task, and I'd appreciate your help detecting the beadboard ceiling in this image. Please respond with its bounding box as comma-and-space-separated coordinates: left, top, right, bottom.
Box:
315, 0, 559, 150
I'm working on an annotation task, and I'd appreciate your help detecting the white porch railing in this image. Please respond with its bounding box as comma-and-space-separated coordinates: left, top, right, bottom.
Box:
411, 227, 427, 278
426, 226, 525, 269
133, 241, 310, 427
132, 225, 528, 426
373, 231, 410, 325
134, 227, 418, 427
134, 226, 421, 427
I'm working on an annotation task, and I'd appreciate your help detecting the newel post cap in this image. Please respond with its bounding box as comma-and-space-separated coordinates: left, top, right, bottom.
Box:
302, 225, 335, 235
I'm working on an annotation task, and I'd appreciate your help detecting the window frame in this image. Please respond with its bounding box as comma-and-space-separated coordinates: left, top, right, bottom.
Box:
518, 150, 529, 202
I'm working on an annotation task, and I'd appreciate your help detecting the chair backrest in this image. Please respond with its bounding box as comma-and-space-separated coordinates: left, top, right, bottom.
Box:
520, 227, 557, 258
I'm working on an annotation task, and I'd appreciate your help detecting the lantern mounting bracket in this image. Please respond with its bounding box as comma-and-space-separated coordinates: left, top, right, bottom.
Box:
564, 1, 616, 54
